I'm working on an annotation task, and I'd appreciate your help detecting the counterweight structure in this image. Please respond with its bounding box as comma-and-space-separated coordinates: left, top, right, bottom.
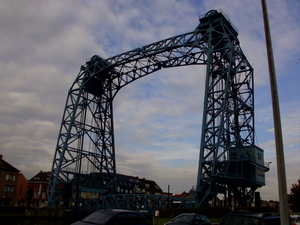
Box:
48, 10, 269, 208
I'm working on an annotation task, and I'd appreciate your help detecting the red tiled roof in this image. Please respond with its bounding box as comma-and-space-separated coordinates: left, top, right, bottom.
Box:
0, 155, 20, 172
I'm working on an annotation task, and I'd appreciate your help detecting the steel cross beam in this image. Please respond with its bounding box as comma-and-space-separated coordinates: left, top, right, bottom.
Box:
82, 194, 184, 214
48, 15, 209, 207
48, 10, 260, 209
195, 11, 255, 207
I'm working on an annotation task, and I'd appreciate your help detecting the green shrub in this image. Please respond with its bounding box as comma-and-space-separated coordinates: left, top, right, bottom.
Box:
159, 206, 230, 218
158, 206, 276, 221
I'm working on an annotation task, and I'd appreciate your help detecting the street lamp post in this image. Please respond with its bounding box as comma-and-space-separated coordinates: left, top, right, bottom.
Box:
261, 0, 289, 224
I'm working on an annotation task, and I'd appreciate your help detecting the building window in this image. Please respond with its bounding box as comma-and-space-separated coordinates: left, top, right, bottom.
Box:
257, 168, 265, 177
4, 186, 15, 192
5, 174, 16, 181
257, 153, 262, 160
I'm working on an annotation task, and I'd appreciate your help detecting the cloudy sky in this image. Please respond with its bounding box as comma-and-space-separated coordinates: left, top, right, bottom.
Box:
1, 0, 299, 202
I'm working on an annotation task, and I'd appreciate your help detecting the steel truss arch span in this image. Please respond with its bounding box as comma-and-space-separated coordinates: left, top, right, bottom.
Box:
48, 10, 269, 209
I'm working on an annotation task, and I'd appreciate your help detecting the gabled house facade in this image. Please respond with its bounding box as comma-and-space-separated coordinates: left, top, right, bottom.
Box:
138, 178, 162, 195
80, 173, 163, 199
116, 174, 144, 194
0, 154, 27, 206
15, 173, 28, 206
27, 171, 50, 207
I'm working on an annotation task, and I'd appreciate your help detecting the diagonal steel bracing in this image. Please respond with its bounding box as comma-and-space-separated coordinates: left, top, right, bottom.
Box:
48, 10, 268, 209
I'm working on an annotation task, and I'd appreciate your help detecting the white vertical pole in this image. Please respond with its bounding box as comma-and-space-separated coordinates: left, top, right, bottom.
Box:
260, 0, 289, 224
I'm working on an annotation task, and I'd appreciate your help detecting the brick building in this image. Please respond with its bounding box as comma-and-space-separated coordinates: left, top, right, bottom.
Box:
15, 173, 28, 206
0, 153, 164, 207
0, 154, 27, 206
27, 171, 50, 207
80, 173, 163, 200
138, 177, 162, 195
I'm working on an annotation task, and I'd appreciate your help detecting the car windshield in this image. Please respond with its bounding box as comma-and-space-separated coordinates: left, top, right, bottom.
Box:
172, 214, 194, 223
82, 210, 113, 224
220, 215, 263, 225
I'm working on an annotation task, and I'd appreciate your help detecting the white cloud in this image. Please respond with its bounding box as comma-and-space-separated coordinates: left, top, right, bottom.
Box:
0, 0, 299, 200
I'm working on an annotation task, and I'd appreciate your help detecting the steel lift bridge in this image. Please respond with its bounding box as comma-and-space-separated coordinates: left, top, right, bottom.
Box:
48, 10, 269, 211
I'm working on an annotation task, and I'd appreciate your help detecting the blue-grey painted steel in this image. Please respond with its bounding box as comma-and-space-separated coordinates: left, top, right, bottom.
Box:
82, 194, 191, 214
196, 10, 269, 207
48, 9, 269, 210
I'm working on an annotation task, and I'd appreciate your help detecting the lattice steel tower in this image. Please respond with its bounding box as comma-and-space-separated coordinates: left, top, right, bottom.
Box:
48, 10, 269, 208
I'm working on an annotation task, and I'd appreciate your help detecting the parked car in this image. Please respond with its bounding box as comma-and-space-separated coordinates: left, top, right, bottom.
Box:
164, 213, 211, 225
71, 209, 149, 225
219, 211, 291, 225
290, 212, 300, 222
293, 215, 300, 225
291, 213, 300, 222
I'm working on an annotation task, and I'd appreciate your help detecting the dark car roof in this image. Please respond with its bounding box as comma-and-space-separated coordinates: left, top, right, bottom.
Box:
220, 211, 283, 225
97, 209, 138, 214
166, 213, 210, 225
92, 209, 147, 217
74, 209, 147, 225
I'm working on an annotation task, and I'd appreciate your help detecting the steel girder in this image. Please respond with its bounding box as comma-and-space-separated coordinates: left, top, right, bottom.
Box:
82, 194, 173, 213
48, 16, 210, 207
82, 193, 197, 213
48, 10, 258, 209
196, 11, 255, 207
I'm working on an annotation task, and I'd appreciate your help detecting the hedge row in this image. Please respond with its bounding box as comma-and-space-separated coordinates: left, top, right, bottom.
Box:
159, 206, 277, 218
